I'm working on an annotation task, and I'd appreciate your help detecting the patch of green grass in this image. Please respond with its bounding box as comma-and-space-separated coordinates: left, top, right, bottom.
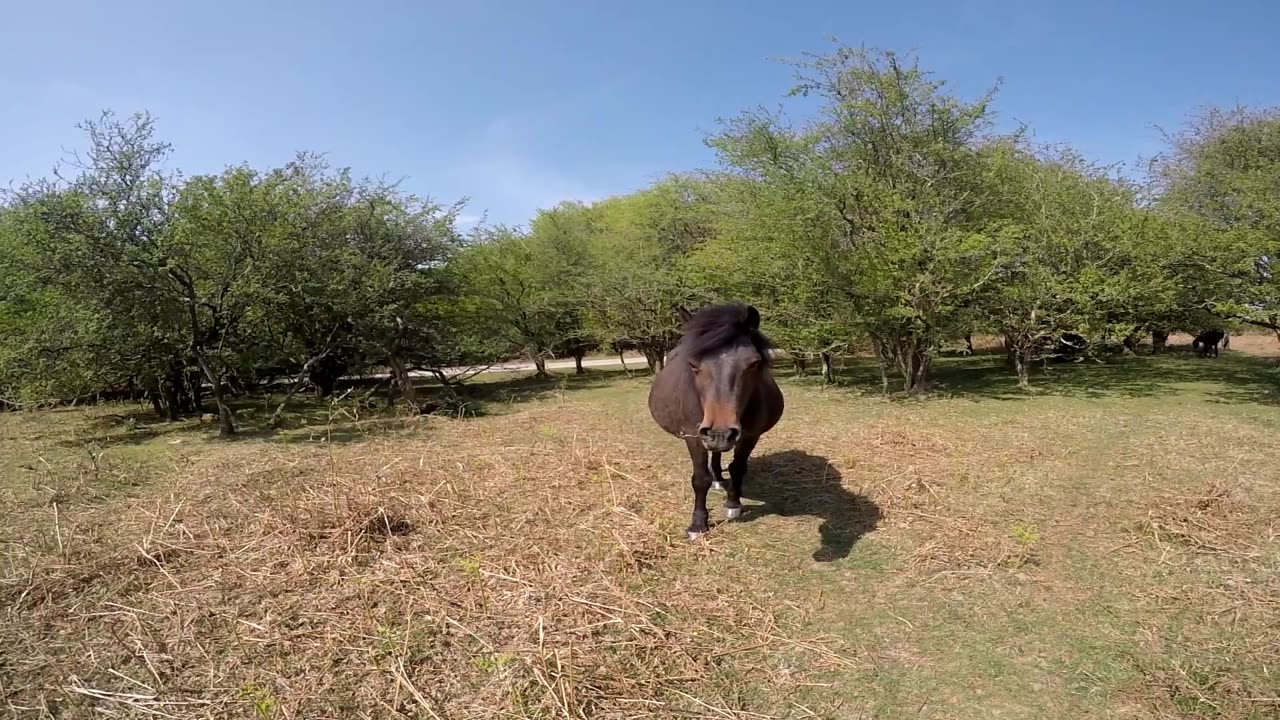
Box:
470, 652, 517, 673
1010, 522, 1041, 545
839, 536, 897, 572
238, 681, 279, 719
1058, 632, 1140, 703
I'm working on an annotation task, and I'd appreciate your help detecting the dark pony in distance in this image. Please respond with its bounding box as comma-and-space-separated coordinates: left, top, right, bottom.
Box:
1192, 329, 1228, 358
648, 303, 785, 539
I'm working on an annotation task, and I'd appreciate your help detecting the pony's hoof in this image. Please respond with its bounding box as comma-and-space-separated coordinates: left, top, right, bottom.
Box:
725, 507, 742, 520
687, 530, 707, 541
711, 481, 724, 491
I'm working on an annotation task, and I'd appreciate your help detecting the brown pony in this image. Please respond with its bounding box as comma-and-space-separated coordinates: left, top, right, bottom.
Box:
648, 303, 785, 538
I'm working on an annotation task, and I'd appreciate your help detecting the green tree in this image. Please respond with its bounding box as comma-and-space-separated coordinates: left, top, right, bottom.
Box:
223, 159, 487, 417
528, 202, 600, 372
709, 46, 1002, 392
247, 158, 488, 421
0, 203, 116, 407
685, 175, 853, 383
4, 113, 200, 417
2, 112, 485, 431
460, 217, 592, 377
579, 178, 713, 371
247, 156, 363, 416
314, 180, 486, 408
976, 144, 1164, 387
1152, 106, 1280, 339
163, 164, 307, 435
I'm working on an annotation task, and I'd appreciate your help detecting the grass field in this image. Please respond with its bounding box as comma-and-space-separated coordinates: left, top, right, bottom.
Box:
3, 336, 1279, 719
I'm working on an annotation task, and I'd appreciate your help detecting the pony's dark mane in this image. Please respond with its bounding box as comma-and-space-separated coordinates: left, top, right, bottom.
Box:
677, 303, 773, 363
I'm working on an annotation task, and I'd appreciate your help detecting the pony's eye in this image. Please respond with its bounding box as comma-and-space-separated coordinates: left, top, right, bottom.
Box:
689, 361, 700, 374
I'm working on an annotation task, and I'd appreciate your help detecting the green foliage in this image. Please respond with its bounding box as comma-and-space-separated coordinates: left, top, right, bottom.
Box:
706, 45, 1004, 391
684, 174, 851, 377
459, 220, 590, 375
577, 178, 713, 369
974, 144, 1171, 383
238, 682, 278, 719
0, 207, 110, 405
0, 113, 491, 427
1152, 106, 1280, 334
3, 46, 1279, 413
2, 113, 190, 408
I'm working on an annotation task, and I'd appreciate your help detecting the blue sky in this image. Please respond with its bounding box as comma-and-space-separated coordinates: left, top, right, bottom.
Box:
2, 0, 1278, 227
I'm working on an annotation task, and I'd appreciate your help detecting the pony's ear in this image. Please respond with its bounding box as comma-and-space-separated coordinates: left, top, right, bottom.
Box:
677, 306, 693, 323
745, 305, 761, 331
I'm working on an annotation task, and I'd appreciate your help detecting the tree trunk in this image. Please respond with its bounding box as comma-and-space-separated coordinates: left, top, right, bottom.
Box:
908, 346, 931, 393
965, 334, 974, 354
269, 350, 335, 428
897, 352, 913, 393
162, 369, 185, 416
212, 381, 235, 436
533, 356, 548, 378
820, 352, 835, 384
168, 373, 188, 418
387, 354, 417, 409
892, 335, 932, 394
617, 349, 630, 375
1151, 329, 1169, 354
385, 380, 398, 408
792, 356, 808, 377
193, 351, 235, 436
226, 372, 247, 396
1003, 333, 1019, 370
148, 381, 165, 418
187, 370, 204, 414
573, 351, 586, 375
158, 374, 180, 421
643, 348, 664, 373
870, 337, 891, 395
1014, 347, 1032, 389
313, 373, 338, 397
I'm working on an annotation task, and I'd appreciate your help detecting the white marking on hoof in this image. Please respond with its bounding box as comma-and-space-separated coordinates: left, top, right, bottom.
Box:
725, 507, 742, 520
711, 481, 724, 491
687, 531, 707, 541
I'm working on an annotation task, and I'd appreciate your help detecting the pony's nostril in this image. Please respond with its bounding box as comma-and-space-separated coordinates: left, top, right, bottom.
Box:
697, 426, 739, 447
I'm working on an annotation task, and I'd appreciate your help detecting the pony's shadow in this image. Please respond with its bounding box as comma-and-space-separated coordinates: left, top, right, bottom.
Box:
737, 450, 881, 562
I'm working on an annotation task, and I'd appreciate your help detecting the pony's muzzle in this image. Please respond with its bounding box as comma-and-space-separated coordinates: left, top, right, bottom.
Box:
698, 425, 740, 452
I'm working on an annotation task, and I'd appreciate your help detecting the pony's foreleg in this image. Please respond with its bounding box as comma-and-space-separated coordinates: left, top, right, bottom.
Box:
724, 436, 759, 520
686, 439, 714, 539
708, 452, 725, 491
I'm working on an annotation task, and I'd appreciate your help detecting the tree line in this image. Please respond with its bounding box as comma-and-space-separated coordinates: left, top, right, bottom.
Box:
3, 46, 1278, 434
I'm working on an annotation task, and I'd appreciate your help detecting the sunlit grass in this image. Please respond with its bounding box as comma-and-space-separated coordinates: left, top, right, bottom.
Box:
2, 336, 1277, 718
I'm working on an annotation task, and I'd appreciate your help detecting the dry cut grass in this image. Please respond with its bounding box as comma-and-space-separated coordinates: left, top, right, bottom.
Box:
3, 340, 1279, 718
2, 402, 862, 719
